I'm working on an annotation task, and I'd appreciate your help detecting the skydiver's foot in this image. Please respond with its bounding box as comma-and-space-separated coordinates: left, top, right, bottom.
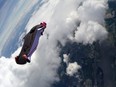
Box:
26, 59, 30, 63
15, 56, 18, 62
22, 54, 30, 63
15, 56, 20, 64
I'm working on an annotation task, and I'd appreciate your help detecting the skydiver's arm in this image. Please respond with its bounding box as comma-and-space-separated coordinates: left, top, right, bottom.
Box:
29, 25, 42, 33
29, 26, 37, 33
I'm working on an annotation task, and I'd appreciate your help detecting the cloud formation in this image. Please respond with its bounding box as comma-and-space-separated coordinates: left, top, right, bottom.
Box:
74, 21, 108, 44
66, 62, 81, 76
63, 54, 69, 65
71, 0, 108, 44
63, 54, 81, 76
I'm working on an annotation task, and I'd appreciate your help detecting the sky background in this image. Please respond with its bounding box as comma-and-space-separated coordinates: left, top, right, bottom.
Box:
0, 0, 42, 57
0, 0, 108, 87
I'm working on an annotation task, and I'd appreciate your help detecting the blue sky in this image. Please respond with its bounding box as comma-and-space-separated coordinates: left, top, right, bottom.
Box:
0, 0, 41, 57
0, 0, 21, 57
0, 0, 6, 8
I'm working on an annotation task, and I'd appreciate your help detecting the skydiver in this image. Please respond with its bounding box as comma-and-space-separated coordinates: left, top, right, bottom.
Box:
15, 22, 47, 64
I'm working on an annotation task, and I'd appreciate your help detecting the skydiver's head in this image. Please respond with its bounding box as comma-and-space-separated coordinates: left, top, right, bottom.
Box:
40, 22, 47, 29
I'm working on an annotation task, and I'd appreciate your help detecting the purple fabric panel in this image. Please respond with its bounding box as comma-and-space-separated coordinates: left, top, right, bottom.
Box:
27, 29, 43, 57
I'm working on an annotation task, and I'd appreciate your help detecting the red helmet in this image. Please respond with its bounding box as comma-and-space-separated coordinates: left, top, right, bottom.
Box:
40, 22, 47, 28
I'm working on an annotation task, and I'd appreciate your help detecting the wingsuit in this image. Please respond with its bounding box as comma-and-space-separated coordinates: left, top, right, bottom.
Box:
15, 22, 47, 65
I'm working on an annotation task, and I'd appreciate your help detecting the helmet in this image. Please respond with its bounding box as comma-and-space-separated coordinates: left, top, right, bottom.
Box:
40, 22, 47, 28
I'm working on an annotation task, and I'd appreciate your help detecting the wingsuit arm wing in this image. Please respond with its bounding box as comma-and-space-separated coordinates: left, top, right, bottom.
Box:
29, 25, 42, 33
23, 24, 42, 40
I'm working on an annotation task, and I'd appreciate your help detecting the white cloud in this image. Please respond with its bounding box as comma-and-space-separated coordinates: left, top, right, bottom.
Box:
66, 62, 81, 76
63, 54, 81, 76
71, 0, 108, 44
78, 0, 108, 24
74, 21, 108, 44
63, 54, 69, 64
